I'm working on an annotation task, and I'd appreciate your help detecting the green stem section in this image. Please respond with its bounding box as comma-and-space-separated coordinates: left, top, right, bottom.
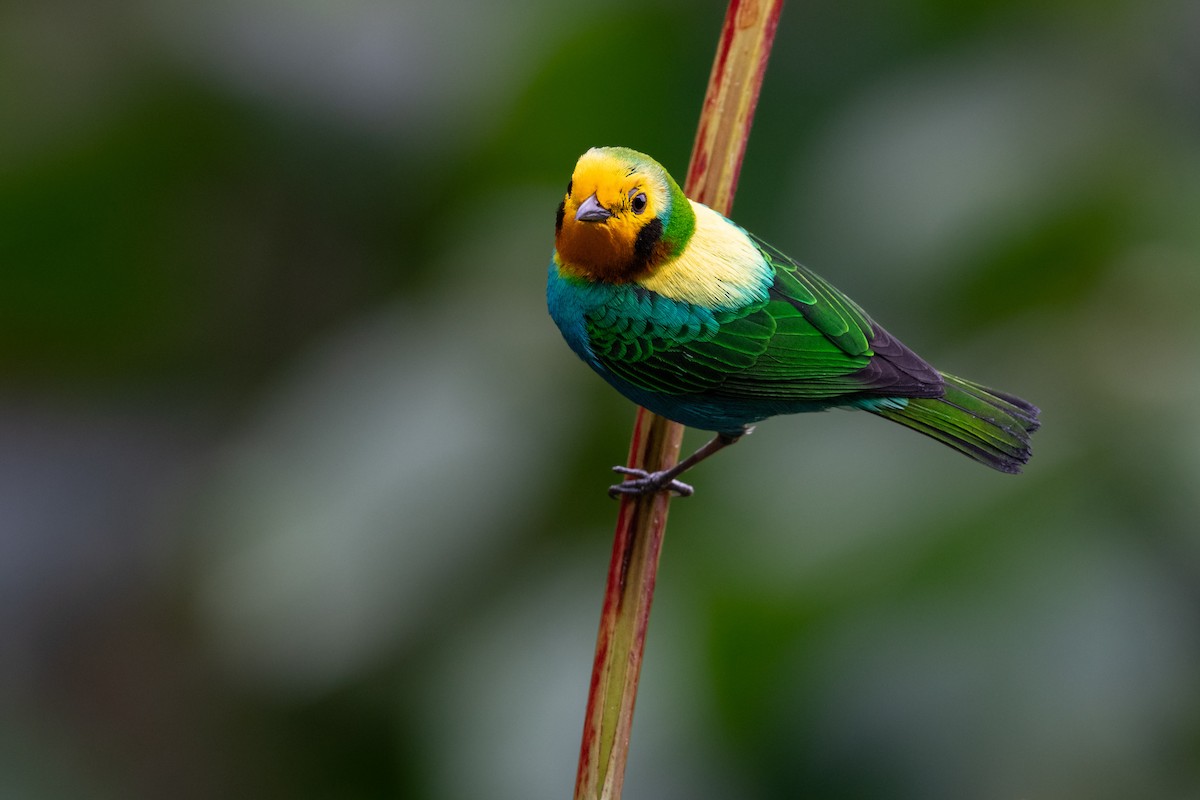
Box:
573, 2, 784, 799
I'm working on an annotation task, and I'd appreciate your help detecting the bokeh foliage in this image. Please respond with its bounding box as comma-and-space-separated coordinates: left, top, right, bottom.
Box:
2, 0, 1199, 798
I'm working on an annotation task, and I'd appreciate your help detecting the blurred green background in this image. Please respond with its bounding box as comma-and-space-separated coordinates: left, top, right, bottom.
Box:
3, 0, 1200, 797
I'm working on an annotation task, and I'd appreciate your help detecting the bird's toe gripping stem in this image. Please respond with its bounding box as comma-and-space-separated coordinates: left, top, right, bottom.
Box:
608, 466, 695, 498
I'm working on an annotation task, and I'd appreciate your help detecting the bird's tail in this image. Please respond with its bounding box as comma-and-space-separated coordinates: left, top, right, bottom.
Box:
869, 374, 1040, 473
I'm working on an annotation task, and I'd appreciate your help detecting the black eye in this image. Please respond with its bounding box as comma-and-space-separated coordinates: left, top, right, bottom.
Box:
631, 192, 647, 214
566, 179, 573, 197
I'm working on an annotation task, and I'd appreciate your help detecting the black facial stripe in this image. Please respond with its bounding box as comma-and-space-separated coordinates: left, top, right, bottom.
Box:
632, 217, 664, 271
555, 200, 565, 234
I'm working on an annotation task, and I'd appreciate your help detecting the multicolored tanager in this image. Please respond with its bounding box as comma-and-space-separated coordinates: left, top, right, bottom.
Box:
547, 147, 1039, 496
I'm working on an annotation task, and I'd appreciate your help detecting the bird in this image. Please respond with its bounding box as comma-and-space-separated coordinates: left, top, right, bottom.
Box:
547, 146, 1039, 497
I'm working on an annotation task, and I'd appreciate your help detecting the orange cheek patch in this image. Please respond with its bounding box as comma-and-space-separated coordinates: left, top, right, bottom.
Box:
556, 221, 636, 282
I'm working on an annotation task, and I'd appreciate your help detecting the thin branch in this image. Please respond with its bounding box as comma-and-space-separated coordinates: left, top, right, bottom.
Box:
572, 2, 784, 799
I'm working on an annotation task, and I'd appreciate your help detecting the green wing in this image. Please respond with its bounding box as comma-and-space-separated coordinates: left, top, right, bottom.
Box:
582, 287, 770, 395
753, 235, 872, 356
587, 237, 941, 401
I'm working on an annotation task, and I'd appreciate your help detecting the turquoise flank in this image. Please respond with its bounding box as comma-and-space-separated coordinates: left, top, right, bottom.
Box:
547, 261, 719, 364
547, 260, 839, 435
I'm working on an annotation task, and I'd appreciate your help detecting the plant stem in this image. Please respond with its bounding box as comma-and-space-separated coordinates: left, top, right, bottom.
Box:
572, 2, 784, 798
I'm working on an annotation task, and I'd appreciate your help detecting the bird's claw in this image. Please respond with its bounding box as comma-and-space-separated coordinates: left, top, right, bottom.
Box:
608, 466, 694, 498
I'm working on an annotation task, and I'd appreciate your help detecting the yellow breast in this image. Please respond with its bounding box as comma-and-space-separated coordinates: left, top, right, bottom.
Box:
636, 201, 772, 307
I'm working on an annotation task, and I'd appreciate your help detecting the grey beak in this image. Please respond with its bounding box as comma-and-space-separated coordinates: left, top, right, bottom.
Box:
575, 193, 613, 222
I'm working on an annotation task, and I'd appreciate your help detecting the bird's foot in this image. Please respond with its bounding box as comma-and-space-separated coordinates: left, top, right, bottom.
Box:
608, 466, 694, 498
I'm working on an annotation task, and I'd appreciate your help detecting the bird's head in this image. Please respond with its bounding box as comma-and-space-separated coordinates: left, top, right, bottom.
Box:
554, 147, 696, 283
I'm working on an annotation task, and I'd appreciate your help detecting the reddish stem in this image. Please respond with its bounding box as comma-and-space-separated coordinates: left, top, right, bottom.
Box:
572, 2, 785, 799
